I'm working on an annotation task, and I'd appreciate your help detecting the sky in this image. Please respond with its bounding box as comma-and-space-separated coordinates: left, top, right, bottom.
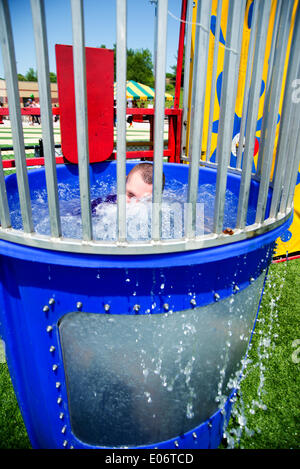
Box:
0, 0, 183, 79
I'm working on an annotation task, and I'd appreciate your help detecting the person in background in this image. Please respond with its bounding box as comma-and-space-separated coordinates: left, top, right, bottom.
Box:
127, 98, 133, 127
0, 102, 4, 125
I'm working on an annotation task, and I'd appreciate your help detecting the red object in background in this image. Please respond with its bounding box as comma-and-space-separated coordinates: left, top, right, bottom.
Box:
174, 0, 187, 109
254, 137, 259, 156
55, 44, 114, 164
133, 114, 143, 122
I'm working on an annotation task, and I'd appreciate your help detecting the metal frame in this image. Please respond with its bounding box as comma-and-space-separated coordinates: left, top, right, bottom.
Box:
0, 0, 299, 255
31, 0, 62, 238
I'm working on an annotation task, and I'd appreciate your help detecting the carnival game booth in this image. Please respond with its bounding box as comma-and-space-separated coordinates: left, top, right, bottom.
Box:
0, 0, 299, 449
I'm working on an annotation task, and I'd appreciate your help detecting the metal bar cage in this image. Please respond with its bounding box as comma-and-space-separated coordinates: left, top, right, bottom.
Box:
0, 0, 299, 255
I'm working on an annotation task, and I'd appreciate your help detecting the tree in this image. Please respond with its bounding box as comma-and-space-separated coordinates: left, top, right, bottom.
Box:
25, 68, 37, 82
170, 47, 185, 87
49, 72, 57, 83
109, 45, 154, 86
21, 68, 56, 83
127, 48, 154, 86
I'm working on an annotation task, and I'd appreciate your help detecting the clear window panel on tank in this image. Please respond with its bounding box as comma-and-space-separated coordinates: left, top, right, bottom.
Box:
59, 273, 265, 447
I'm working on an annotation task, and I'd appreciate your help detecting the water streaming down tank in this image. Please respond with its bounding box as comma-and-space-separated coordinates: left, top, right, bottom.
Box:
0, 0, 299, 450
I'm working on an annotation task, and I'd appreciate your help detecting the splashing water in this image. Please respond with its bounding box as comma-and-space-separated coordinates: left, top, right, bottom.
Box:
57, 271, 266, 447
222, 263, 288, 448
8, 178, 256, 240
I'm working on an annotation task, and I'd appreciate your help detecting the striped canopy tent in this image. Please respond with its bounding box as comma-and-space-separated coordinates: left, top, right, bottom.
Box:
114, 80, 174, 101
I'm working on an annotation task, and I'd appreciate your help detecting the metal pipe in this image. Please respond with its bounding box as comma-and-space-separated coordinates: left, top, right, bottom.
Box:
30, 0, 62, 238
0, 149, 11, 228
279, 108, 300, 214
186, 0, 212, 238
256, 0, 282, 177
174, 0, 188, 110
270, 2, 300, 218
255, 0, 294, 224
70, 0, 93, 241
152, 0, 168, 241
286, 126, 300, 211
206, 0, 223, 163
235, 0, 259, 170
213, 0, 246, 234
236, 0, 272, 229
286, 119, 300, 210
116, 0, 127, 242
0, 0, 297, 256
181, 0, 194, 158
0, 0, 34, 233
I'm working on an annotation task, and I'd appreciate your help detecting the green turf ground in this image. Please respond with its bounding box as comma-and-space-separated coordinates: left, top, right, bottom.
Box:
0, 259, 299, 449
0, 121, 167, 149
224, 258, 300, 449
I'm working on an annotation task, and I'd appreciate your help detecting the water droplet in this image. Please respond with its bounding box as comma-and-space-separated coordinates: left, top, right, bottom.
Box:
238, 415, 246, 426
186, 403, 194, 419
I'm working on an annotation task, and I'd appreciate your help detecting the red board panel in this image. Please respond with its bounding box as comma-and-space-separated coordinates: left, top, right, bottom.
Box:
55, 44, 114, 163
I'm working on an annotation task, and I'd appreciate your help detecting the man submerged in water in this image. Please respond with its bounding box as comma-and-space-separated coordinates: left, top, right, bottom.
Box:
90, 162, 165, 214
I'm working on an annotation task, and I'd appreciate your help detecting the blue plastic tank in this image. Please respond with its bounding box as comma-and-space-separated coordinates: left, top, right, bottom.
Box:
0, 162, 292, 449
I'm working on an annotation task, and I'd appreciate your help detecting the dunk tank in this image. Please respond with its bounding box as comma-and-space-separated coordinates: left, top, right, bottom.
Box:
0, 0, 299, 449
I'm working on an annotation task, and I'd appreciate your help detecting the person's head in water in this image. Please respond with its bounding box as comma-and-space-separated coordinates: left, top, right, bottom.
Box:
126, 163, 165, 203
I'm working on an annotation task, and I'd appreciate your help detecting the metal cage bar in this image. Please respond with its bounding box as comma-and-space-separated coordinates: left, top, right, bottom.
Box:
205, 0, 223, 164
270, 2, 300, 218
255, 0, 294, 224
236, 0, 272, 229
280, 106, 300, 214
152, 0, 168, 241
255, 0, 282, 180
264, 0, 283, 124
0, 0, 298, 256
116, 0, 127, 242
186, 0, 212, 238
0, 149, 11, 228
286, 118, 300, 210
286, 125, 300, 211
213, 0, 246, 234
70, 0, 93, 241
0, 0, 34, 234
235, 0, 259, 170
31, 0, 62, 238
181, 0, 193, 158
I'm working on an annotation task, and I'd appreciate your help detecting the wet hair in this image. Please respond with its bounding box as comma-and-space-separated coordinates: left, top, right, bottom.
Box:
127, 162, 165, 190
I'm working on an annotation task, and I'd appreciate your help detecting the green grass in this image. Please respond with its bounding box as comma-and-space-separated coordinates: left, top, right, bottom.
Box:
223, 258, 300, 449
0, 365, 31, 449
0, 259, 299, 449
